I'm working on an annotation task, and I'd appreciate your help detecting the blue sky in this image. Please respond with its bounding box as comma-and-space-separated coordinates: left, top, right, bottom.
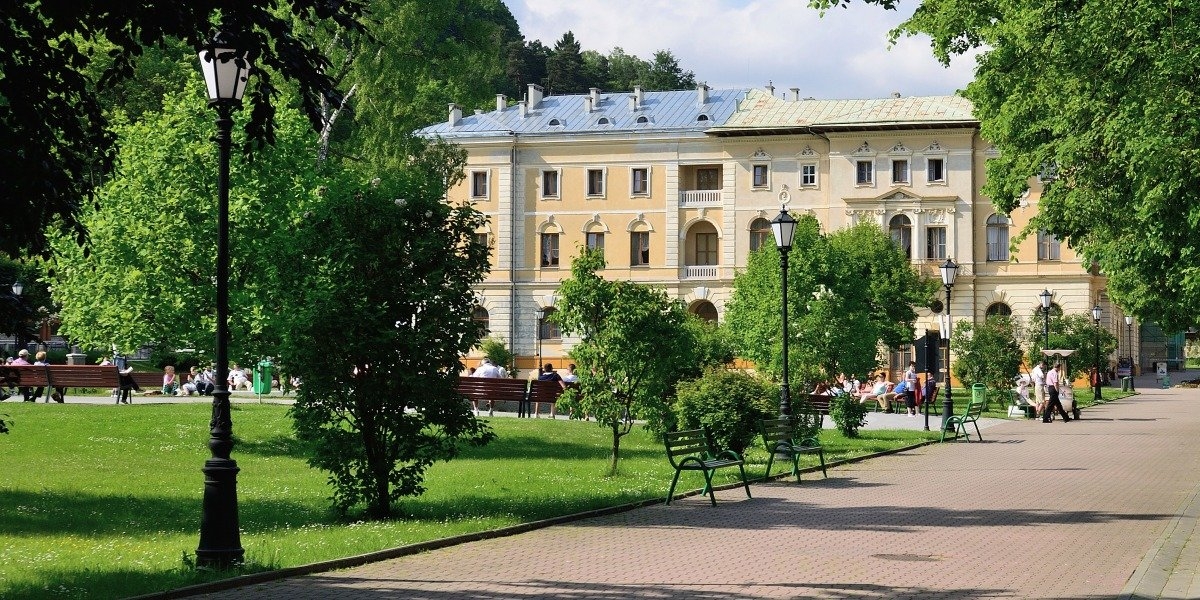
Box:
501, 0, 977, 100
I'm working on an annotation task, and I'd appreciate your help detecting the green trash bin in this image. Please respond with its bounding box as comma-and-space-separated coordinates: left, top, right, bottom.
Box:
971, 382, 987, 410
1121, 376, 1132, 392
253, 359, 273, 395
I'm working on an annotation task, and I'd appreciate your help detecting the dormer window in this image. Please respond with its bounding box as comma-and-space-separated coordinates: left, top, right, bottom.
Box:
636, 116, 649, 124
548, 118, 562, 126
597, 117, 610, 125
696, 114, 710, 122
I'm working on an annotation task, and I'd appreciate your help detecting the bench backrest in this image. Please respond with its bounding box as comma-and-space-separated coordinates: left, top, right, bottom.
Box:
47, 365, 120, 388
795, 393, 833, 414
127, 371, 162, 390
963, 394, 986, 418
0, 365, 51, 387
456, 377, 529, 402
760, 418, 795, 447
529, 379, 569, 403
663, 427, 716, 469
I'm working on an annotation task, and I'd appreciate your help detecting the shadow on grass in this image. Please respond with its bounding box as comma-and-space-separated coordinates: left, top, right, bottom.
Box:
0, 488, 327, 538
3, 563, 276, 600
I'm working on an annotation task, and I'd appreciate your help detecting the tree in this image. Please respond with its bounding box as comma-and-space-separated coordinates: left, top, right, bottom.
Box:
725, 216, 935, 388
545, 31, 588, 95
810, 0, 1200, 330
643, 51, 696, 91
278, 142, 494, 518
604, 47, 648, 91
479, 336, 514, 374
1026, 312, 1117, 383
1, 0, 367, 258
950, 316, 1025, 393
44, 82, 322, 358
553, 249, 696, 475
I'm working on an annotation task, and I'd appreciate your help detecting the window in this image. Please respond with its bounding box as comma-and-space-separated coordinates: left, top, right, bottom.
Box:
472, 306, 490, 334
474, 232, 490, 251
925, 226, 946, 260
696, 167, 720, 190
631, 167, 649, 195
985, 303, 1012, 318
541, 170, 560, 198
471, 171, 488, 198
856, 160, 873, 185
586, 168, 605, 197
539, 307, 561, 340
986, 214, 1010, 261
1038, 229, 1061, 261
696, 114, 710, 122
548, 118, 562, 126
752, 164, 769, 188
889, 214, 912, 259
801, 163, 817, 187
597, 117, 610, 125
586, 232, 605, 252
695, 232, 719, 266
630, 232, 650, 266
927, 158, 945, 183
691, 301, 718, 323
636, 115, 649, 124
749, 218, 772, 252
891, 159, 909, 184
540, 233, 559, 267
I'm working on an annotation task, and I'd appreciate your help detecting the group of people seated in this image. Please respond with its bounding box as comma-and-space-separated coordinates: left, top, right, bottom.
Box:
809, 361, 937, 417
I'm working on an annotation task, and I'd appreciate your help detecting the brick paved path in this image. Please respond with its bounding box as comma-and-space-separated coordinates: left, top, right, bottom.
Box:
195, 378, 1200, 600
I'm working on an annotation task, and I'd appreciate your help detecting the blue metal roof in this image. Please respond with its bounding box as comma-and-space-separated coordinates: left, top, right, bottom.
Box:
417, 88, 748, 139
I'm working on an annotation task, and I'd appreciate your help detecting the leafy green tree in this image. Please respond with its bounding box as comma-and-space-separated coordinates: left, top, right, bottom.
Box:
278, 143, 494, 518
553, 249, 696, 475
810, 0, 1200, 330
1, 0, 367, 258
0, 259, 51, 349
1026, 313, 1117, 383
951, 316, 1025, 393
44, 82, 322, 358
545, 31, 588, 94
725, 216, 935, 390
604, 47, 648, 91
643, 51, 696, 90
674, 369, 777, 454
479, 336, 514, 374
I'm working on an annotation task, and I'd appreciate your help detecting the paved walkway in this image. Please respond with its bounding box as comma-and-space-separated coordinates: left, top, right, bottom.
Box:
174, 369, 1200, 599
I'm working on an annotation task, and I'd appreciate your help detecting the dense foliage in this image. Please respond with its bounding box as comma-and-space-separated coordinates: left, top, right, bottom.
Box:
674, 369, 778, 455
828, 394, 870, 437
1025, 312, 1118, 382
950, 316, 1025, 392
278, 147, 494, 518
811, 0, 1200, 330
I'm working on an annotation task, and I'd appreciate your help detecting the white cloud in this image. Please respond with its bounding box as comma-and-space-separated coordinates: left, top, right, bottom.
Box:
503, 0, 976, 99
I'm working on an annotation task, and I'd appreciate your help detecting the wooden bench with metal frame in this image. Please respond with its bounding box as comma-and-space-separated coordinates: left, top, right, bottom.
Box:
456, 377, 530, 416
663, 426, 752, 506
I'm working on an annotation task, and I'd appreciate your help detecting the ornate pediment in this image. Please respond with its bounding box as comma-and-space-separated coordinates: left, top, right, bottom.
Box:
798, 145, 817, 157
852, 141, 874, 156
889, 141, 910, 154
751, 148, 772, 160
924, 140, 944, 153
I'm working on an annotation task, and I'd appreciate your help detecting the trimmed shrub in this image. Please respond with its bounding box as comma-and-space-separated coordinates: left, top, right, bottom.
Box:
674, 369, 778, 454
829, 394, 870, 437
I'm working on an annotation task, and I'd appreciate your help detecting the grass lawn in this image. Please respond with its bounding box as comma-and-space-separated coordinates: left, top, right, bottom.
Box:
0, 402, 938, 599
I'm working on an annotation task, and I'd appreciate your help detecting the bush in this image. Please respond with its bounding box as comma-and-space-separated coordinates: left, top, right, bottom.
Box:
829, 394, 869, 437
478, 337, 514, 374
674, 369, 778, 454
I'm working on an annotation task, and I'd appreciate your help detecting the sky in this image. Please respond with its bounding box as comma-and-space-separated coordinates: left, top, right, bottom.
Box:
501, 0, 978, 100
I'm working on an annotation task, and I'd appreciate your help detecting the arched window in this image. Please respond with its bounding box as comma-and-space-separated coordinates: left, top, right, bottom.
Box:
889, 214, 912, 259
985, 302, 1012, 318
748, 218, 772, 253
636, 115, 649, 124
696, 114, 710, 122
597, 117, 610, 125
472, 306, 490, 333
539, 307, 561, 340
686, 221, 720, 266
691, 300, 718, 323
548, 118, 562, 126
986, 214, 1010, 261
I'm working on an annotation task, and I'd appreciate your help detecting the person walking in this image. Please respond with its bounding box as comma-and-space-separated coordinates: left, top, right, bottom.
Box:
1043, 361, 1072, 423
1031, 359, 1047, 419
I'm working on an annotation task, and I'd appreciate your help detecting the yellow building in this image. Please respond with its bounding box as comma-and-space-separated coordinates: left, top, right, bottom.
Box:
420, 84, 1120, 378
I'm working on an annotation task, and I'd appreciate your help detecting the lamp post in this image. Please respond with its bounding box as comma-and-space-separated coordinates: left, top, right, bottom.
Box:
6, 282, 24, 352
1039, 289, 1053, 349
771, 187, 797, 417
1125, 315, 1135, 390
939, 259, 958, 433
196, 32, 252, 569
1092, 305, 1103, 402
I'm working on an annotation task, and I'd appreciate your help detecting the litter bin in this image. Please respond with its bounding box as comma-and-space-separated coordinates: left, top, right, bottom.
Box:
972, 382, 987, 409
253, 359, 273, 395
1121, 376, 1132, 392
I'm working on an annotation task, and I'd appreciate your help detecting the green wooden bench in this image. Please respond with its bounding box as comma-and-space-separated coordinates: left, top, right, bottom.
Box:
663, 427, 752, 506
760, 417, 826, 482
941, 393, 986, 442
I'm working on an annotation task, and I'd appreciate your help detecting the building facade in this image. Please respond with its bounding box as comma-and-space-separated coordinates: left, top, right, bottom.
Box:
420, 84, 1140, 378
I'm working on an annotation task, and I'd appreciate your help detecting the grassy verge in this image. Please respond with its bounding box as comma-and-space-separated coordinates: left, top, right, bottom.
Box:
0, 402, 935, 599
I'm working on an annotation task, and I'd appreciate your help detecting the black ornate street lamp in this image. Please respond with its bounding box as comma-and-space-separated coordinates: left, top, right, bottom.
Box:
939, 259, 958, 433
1125, 315, 1135, 391
1092, 305, 1103, 402
1039, 289, 1053, 349
196, 32, 252, 569
771, 186, 797, 417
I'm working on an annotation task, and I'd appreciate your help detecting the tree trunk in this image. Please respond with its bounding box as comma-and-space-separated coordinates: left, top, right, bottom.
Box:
367, 459, 391, 519
608, 424, 621, 476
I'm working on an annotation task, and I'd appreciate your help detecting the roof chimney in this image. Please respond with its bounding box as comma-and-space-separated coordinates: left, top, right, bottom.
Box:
496, 94, 507, 112
765, 81, 775, 97
473, 109, 483, 115
628, 94, 638, 112
891, 91, 902, 98
790, 87, 800, 101
697, 83, 709, 105
590, 87, 600, 107
448, 103, 462, 127
584, 96, 594, 114
518, 99, 528, 119
527, 83, 544, 109
633, 85, 644, 108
